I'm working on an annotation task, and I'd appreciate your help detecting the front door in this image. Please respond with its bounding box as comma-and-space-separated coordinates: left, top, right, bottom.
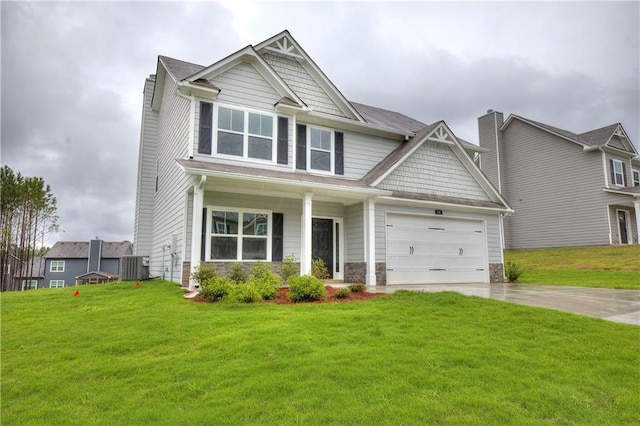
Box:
617, 210, 629, 244
312, 218, 334, 278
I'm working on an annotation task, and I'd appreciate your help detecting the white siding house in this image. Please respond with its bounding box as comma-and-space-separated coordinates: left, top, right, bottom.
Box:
134, 30, 512, 288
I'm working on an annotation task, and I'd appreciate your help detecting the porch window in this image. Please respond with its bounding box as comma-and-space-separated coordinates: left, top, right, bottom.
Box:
215, 105, 275, 162
309, 127, 333, 172
633, 169, 639, 187
208, 208, 271, 261
50, 261, 65, 272
612, 159, 625, 186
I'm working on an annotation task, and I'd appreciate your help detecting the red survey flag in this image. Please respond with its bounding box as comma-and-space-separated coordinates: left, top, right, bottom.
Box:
73, 290, 79, 297
135, 282, 140, 288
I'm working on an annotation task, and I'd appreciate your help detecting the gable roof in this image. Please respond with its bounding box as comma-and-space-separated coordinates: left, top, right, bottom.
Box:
45, 241, 132, 259
502, 115, 637, 155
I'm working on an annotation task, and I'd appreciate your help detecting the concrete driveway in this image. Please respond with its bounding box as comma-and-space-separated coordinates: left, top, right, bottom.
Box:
369, 283, 640, 326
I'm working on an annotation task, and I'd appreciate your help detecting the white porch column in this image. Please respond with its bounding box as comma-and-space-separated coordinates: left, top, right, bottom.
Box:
634, 201, 640, 244
300, 192, 313, 275
365, 198, 377, 286
189, 176, 206, 289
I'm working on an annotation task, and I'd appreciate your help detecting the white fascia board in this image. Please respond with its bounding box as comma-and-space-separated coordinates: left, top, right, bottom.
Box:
176, 81, 220, 99
150, 62, 168, 112
178, 164, 391, 198
603, 188, 640, 199
377, 195, 513, 215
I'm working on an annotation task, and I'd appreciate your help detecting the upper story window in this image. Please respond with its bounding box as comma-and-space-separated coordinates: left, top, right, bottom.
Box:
214, 104, 275, 162
309, 127, 333, 172
633, 169, 640, 187
611, 159, 625, 186
50, 260, 65, 272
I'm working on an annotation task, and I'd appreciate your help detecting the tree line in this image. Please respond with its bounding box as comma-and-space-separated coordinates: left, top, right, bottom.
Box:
1, 166, 59, 291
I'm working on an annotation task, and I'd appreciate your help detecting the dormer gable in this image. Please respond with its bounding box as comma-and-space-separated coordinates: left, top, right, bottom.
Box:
255, 30, 365, 122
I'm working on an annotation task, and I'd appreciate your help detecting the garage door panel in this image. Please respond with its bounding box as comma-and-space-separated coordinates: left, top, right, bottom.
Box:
386, 214, 488, 285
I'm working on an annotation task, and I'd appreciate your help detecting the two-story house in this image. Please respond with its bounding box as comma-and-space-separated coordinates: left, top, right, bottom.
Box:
41, 239, 133, 288
134, 30, 512, 288
478, 110, 640, 249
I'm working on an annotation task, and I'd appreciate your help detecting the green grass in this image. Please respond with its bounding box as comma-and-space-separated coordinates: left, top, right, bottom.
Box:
505, 245, 640, 289
2, 281, 639, 425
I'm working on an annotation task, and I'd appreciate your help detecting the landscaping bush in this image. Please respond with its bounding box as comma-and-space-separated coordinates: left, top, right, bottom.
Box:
311, 258, 329, 280
191, 263, 217, 287
249, 262, 281, 300
505, 260, 523, 282
287, 275, 326, 302
348, 283, 367, 293
228, 263, 249, 284
199, 276, 234, 302
280, 254, 299, 282
228, 283, 262, 303
335, 288, 350, 299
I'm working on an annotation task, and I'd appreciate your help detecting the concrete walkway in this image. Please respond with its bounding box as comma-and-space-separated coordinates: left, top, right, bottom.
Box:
368, 283, 640, 326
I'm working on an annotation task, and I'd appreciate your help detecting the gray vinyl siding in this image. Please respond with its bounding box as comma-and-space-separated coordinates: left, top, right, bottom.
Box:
213, 62, 281, 110
478, 111, 504, 192
345, 203, 364, 262
343, 132, 399, 179
262, 52, 345, 117
500, 120, 609, 248
150, 77, 192, 282
375, 203, 503, 264
377, 141, 491, 201
605, 152, 635, 188
133, 77, 158, 256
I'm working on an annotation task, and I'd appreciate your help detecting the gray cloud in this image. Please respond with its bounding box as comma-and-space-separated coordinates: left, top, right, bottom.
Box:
2, 1, 638, 246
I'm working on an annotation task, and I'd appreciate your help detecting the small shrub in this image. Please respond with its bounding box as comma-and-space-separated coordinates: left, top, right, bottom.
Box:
348, 283, 367, 293
199, 276, 233, 302
228, 263, 248, 284
335, 288, 350, 299
228, 283, 262, 303
191, 263, 217, 287
311, 258, 329, 280
288, 275, 326, 302
505, 261, 523, 282
280, 254, 299, 282
249, 263, 281, 300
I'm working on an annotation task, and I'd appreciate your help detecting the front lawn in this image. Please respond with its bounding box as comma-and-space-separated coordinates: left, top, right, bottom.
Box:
2, 281, 639, 425
505, 245, 640, 289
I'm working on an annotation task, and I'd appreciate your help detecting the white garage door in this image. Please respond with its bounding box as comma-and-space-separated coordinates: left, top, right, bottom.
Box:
386, 214, 488, 284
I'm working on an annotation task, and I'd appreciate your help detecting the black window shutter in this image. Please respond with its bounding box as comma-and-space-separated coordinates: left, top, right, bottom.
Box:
198, 102, 213, 155
277, 117, 288, 165
335, 131, 344, 175
201, 207, 207, 261
609, 159, 615, 184
622, 162, 627, 186
296, 124, 307, 170
272, 213, 284, 262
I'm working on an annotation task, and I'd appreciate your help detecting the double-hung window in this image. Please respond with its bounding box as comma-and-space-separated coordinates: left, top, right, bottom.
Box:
633, 169, 639, 187
612, 160, 625, 186
309, 127, 333, 173
50, 261, 65, 272
207, 207, 271, 261
215, 105, 275, 161
50, 280, 65, 288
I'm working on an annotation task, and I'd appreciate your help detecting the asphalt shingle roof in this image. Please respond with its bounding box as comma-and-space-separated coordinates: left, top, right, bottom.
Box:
45, 242, 132, 259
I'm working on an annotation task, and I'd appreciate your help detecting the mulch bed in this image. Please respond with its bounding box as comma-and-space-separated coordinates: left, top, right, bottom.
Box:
190, 286, 387, 304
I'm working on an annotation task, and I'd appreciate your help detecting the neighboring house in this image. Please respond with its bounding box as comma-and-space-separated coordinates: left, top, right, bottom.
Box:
41, 239, 133, 288
134, 30, 512, 288
14, 256, 46, 290
478, 110, 640, 249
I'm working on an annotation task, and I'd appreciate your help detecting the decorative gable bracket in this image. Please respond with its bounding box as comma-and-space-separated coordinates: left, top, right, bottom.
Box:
263, 36, 305, 60
427, 124, 455, 145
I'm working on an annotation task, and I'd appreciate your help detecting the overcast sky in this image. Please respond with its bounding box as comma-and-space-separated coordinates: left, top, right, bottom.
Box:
2, 1, 639, 246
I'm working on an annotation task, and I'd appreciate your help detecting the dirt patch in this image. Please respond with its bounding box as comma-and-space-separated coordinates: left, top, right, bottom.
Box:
190, 286, 387, 304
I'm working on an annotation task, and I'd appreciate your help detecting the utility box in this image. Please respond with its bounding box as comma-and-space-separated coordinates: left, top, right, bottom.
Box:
121, 256, 150, 281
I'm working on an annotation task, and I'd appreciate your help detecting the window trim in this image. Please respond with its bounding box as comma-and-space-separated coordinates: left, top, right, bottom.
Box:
50, 280, 65, 288
23, 280, 38, 290
50, 260, 65, 272
307, 125, 335, 174
633, 168, 639, 187
205, 206, 273, 262
612, 159, 625, 186
212, 103, 277, 163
